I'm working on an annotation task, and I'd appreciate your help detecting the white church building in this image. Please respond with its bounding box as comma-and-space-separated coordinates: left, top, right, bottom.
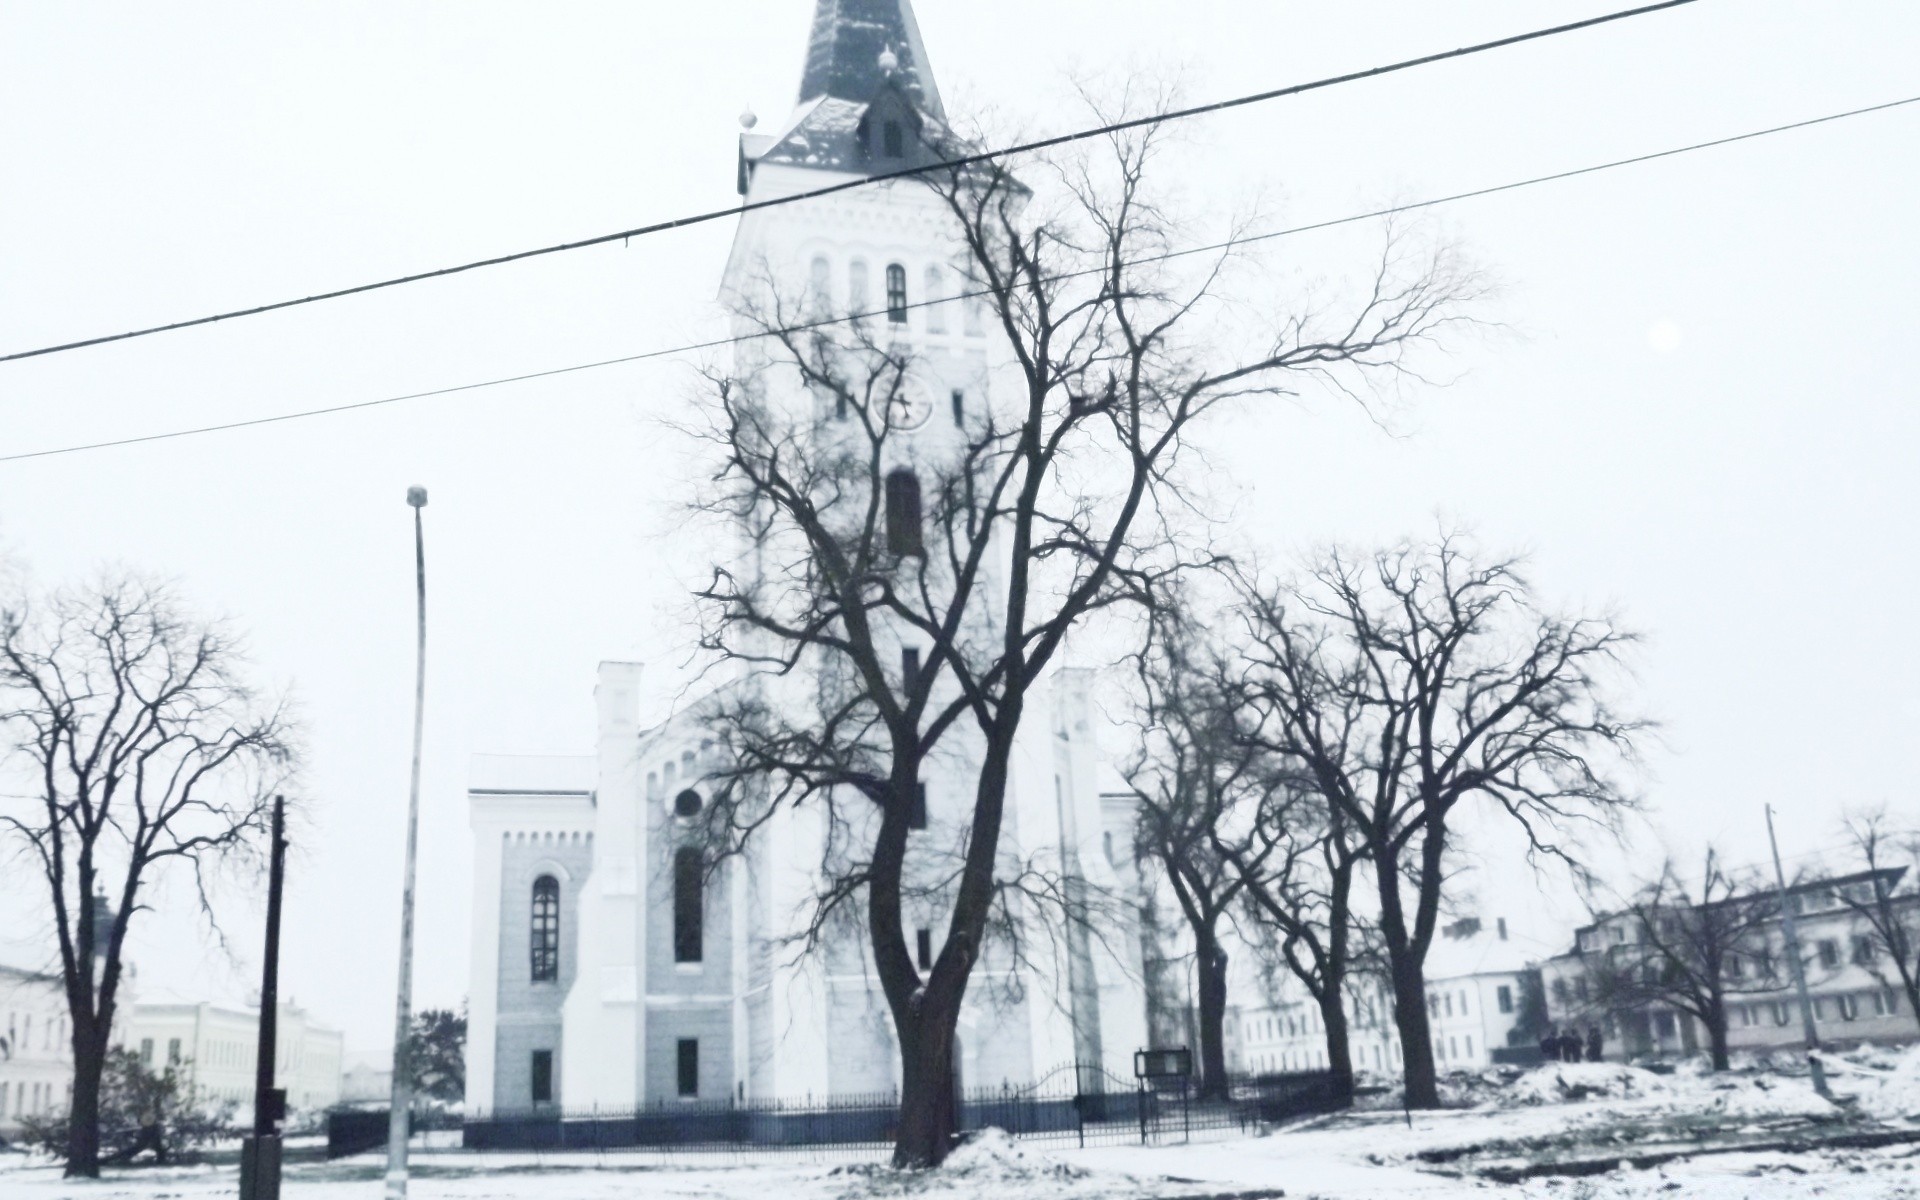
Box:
465, 0, 1151, 1118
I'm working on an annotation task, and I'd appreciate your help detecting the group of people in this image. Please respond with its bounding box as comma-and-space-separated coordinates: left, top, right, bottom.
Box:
1540, 1025, 1605, 1063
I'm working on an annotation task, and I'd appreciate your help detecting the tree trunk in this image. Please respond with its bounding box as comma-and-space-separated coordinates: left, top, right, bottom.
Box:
894, 1006, 962, 1168
1195, 932, 1230, 1100
65, 1026, 105, 1178
1387, 950, 1439, 1108
1374, 841, 1440, 1108
1704, 1013, 1735, 1075
1316, 984, 1355, 1102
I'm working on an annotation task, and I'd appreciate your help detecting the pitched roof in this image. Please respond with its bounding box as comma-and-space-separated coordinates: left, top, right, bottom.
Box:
798, 0, 945, 120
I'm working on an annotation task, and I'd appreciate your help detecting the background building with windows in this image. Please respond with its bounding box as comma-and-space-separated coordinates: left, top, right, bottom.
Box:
0, 963, 72, 1138
120, 1000, 344, 1113
1225, 916, 1545, 1076
1541, 867, 1916, 1059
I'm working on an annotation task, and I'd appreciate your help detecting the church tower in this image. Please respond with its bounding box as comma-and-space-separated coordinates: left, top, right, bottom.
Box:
465, 0, 1149, 1122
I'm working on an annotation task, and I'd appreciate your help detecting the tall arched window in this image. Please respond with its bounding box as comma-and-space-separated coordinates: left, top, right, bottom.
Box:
885, 469, 924, 556
673, 848, 704, 963
885, 263, 908, 323
848, 260, 870, 320
530, 876, 560, 982
809, 255, 831, 315
924, 266, 945, 333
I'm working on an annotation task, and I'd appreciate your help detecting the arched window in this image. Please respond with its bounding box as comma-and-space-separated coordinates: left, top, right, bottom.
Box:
530, 876, 560, 982
885, 469, 923, 556
673, 848, 703, 963
885, 263, 908, 323
809, 255, 831, 315
848, 260, 870, 319
924, 266, 945, 333
883, 120, 905, 158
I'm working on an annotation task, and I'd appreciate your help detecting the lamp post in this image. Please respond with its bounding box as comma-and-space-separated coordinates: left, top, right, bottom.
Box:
386, 486, 429, 1199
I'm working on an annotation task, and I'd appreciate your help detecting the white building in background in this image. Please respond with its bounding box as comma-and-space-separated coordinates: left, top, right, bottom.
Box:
1542, 866, 1919, 1061
0, 964, 71, 1136
1227, 916, 1544, 1077
121, 1001, 343, 1112
464, 0, 1151, 1117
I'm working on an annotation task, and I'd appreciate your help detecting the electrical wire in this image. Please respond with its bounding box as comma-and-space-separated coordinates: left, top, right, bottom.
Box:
0, 0, 1705, 366
2, 89, 1912, 466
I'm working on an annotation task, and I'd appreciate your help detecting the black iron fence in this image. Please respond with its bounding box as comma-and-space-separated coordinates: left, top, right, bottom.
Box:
445, 1063, 1346, 1155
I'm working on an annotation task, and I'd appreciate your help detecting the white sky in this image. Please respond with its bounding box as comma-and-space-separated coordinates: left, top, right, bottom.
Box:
1, 1, 1916, 1061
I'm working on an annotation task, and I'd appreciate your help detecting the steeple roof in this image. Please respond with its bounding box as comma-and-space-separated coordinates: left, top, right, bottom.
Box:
797, 0, 946, 120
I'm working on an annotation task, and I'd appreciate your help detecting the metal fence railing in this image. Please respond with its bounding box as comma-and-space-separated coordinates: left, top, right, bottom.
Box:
387, 1065, 1346, 1158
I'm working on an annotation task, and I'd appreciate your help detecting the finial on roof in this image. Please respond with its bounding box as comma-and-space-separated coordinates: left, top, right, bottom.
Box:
739, 106, 759, 130
877, 45, 899, 75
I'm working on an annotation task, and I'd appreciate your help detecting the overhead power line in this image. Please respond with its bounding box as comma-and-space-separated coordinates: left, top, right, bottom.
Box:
3, 90, 1911, 467
0, 0, 1704, 367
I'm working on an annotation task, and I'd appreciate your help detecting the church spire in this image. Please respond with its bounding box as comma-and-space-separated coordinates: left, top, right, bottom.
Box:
797, 0, 946, 120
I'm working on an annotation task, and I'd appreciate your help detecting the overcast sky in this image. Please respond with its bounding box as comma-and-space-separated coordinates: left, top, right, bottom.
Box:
2, 1, 1916, 1062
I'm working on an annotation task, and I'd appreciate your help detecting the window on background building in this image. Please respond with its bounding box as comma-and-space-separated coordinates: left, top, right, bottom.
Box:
678, 1038, 700, 1097
673, 848, 704, 963
951, 389, 965, 427
1853, 935, 1877, 965
886, 263, 908, 323
168, 1038, 181, 1065
917, 928, 933, 970
1458, 991, 1469, 1014
1443, 994, 1453, 1017
1839, 994, 1860, 1021
675, 789, 703, 819
1575, 977, 1590, 1003
1818, 939, 1841, 969
139, 1037, 153, 1063
1812, 997, 1829, 1021
531, 876, 560, 982
1497, 986, 1513, 1014
1466, 1036, 1474, 1058
885, 469, 924, 556
1552, 979, 1570, 1006
1653, 1012, 1675, 1039
531, 1049, 553, 1105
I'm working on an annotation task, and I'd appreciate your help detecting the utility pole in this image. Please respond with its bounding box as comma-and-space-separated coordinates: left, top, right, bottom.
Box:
386, 487, 429, 1200
240, 795, 288, 1200
1765, 804, 1830, 1098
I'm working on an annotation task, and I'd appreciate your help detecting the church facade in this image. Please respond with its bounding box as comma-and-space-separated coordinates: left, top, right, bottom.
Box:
464, 0, 1151, 1117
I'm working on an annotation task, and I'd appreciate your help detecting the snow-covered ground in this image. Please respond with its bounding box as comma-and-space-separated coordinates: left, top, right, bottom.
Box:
10, 1051, 1920, 1198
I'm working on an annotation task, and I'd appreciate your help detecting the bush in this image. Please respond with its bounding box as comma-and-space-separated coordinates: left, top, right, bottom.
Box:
18, 1048, 235, 1165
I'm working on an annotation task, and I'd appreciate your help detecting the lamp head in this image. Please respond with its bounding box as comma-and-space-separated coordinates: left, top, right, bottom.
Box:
406, 486, 428, 508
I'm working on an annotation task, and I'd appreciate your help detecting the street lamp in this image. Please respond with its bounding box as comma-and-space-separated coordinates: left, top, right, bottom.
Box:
386, 486, 429, 1200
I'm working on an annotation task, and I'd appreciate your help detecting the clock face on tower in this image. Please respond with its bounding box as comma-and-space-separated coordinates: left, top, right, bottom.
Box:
886, 381, 934, 432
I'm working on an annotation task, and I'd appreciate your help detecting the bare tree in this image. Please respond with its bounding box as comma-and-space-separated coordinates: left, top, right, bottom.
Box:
687, 90, 1473, 1164
1833, 809, 1920, 1032
1222, 759, 1370, 1100
1580, 849, 1785, 1070
0, 576, 297, 1177
1124, 605, 1269, 1099
1235, 536, 1642, 1108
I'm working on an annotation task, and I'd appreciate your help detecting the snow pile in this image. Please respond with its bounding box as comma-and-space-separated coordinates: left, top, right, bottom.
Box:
1834, 1042, 1920, 1121
936, 1128, 1088, 1184
1504, 1061, 1670, 1106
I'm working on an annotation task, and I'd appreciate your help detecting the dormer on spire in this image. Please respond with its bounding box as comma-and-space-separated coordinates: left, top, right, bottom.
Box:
798, 0, 945, 119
